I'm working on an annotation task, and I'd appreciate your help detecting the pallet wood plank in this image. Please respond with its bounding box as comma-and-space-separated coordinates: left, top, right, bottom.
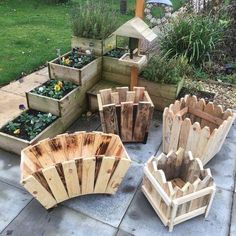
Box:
100, 88, 112, 105
133, 86, 145, 103
163, 108, 174, 153
110, 92, 119, 104
169, 115, 182, 152
102, 104, 119, 134
116, 87, 129, 103
121, 102, 134, 141
126, 91, 135, 102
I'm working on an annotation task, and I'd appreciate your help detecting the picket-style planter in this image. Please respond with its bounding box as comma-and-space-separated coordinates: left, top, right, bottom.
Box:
71, 34, 116, 56
162, 95, 235, 165
0, 114, 63, 155
102, 56, 131, 86
20, 132, 131, 209
138, 78, 184, 111
142, 149, 216, 232
97, 87, 154, 143
48, 51, 102, 86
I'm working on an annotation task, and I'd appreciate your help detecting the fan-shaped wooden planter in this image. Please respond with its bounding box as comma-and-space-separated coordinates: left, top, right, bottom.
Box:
142, 149, 216, 232
97, 87, 154, 143
163, 95, 235, 165
20, 132, 131, 209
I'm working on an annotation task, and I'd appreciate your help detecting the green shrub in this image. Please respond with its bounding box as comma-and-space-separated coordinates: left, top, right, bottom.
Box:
140, 55, 191, 84
71, 0, 119, 40
160, 14, 226, 66
44, 0, 70, 4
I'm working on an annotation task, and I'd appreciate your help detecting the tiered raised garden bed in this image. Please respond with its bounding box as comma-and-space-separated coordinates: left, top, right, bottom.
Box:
142, 148, 216, 232
163, 95, 235, 165
97, 87, 154, 143
20, 132, 131, 209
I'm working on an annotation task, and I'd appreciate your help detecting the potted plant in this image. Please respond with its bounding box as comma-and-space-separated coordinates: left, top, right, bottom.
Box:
48, 47, 102, 86
71, 1, 118, 56
0, 106, 63, 155
138, 55, 190, 110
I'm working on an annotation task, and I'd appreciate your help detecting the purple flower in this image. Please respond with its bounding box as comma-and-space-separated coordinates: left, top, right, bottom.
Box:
19, 104, 26, 110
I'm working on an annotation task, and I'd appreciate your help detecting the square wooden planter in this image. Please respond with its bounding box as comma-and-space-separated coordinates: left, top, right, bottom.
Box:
162, 95, 235, 165
142, 149, 216, 232
138, 78, 184, 111
71, 35, 116, 56
97, 87, 154, 143
0, 113, 64, 155
102, 56, 131, 86
48, 51, 102, 86
20, 132, 131, 209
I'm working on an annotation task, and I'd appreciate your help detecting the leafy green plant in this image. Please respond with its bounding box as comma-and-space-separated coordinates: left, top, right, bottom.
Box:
140, 55, 191, 84
160, 14, 227, 65
71, 0, 120, 39
1, 110, 57, 141
105, 48, 127, 58
31, 79, 77, 100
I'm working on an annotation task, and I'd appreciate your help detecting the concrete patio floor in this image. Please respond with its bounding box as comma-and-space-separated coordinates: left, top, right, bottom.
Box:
0, 109, 235, 236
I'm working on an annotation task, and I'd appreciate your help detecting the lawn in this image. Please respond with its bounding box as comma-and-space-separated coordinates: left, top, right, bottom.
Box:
0, 0, 135, 85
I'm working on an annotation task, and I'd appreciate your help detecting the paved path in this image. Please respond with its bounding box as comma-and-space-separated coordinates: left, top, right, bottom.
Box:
0, 109, 235, 236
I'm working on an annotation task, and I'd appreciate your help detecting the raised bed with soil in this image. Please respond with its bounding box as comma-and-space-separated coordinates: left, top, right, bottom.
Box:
163, 95, 235, 165
20, 131, 131, 209
142, 148, 216, 232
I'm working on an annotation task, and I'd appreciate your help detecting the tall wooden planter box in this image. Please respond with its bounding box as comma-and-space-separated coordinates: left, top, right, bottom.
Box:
163, 95, 235, 165
48, 51, 102, 86
102, 56, 131, 86
97, 87, 154, 143
142, 148, 216, 232
0, 114, 64, 155
71, 35, 116, 56
138, 78, 184, 111
20, 132, 131, 209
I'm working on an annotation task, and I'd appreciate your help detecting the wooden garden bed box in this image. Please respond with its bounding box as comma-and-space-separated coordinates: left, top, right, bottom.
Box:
162, 95, 235, 165
97, 87, 154, 143
102, 56, 131, 86
20, 132, 131, 209
48, 51, 102, 86
26, 85, 81, 117
138, 78, 184, 111
71, 35, 116, 56
0, 116, 64, 155
142, 149, 216, 232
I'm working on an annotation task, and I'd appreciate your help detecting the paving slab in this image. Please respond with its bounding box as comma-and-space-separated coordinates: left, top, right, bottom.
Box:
230, 194, 236, 236
116, 229, 134, 236
0, 91, 27, 128
1, 200, 117, 236
0, 73, 49, 97
119, 187, 233, 236
63, 162, 143, 227
125, 111, 162, 164
206, 140, 236, 192
0, 181, 32, 233
0, 149, 21, 189
226, 119, 236, 144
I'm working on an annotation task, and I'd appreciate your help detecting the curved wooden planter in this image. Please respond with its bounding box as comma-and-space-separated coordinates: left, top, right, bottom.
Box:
97, 87, 154, 143
142, 149, 216, 232
163, 95, 235, 165
20, 132, 131, 209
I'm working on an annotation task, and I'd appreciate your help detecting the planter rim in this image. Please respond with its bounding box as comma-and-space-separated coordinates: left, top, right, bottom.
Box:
138, 76, 183, 86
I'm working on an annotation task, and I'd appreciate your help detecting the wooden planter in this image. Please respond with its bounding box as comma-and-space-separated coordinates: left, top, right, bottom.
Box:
0, 115, 64, 155
20, 132, 131, 209
102, 56, 131, 86
162, 95, 235, 165
48, 51, 102, 86
138, 78, 184, 111
97, 87, 154, 143
71, 35, 116, 56
142, 148, 216, 232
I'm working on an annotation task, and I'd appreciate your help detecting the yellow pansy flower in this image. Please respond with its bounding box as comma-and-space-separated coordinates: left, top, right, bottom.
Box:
54, 84, 61, 92
64, 58, 70, 65
13, 129, 20, 134
57, 81, 63, 88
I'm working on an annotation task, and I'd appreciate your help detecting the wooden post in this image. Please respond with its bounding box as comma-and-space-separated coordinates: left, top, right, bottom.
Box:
135, 0, 145, 19
130, 67, 138, 90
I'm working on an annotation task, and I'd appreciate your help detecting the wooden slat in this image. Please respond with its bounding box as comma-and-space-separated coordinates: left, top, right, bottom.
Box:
110, 92, 119, 104
42, 166, 68, 203
116, 87, 129, 103
94, 156, 116, 193
133, 101, 151, 142
97, 94, 106, 131
62, 160, 80, 198
99, 88, 112, 105
169, 115, 182, 152
106, 158, 131, 194
82, 133, 97, 157
21, 175, 57, 209
126, 91, 135, 102
102, 104, 119, 134
195, 99, 206, 124
133, 86, 145, 103
82, 157, 96, 194
121, 102, 134, 142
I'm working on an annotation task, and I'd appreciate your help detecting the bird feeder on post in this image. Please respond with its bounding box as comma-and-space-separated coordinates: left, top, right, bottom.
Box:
112, 17, 157, 89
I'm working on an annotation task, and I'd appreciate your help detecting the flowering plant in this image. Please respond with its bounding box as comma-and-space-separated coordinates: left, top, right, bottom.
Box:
31, 79, 77, 99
